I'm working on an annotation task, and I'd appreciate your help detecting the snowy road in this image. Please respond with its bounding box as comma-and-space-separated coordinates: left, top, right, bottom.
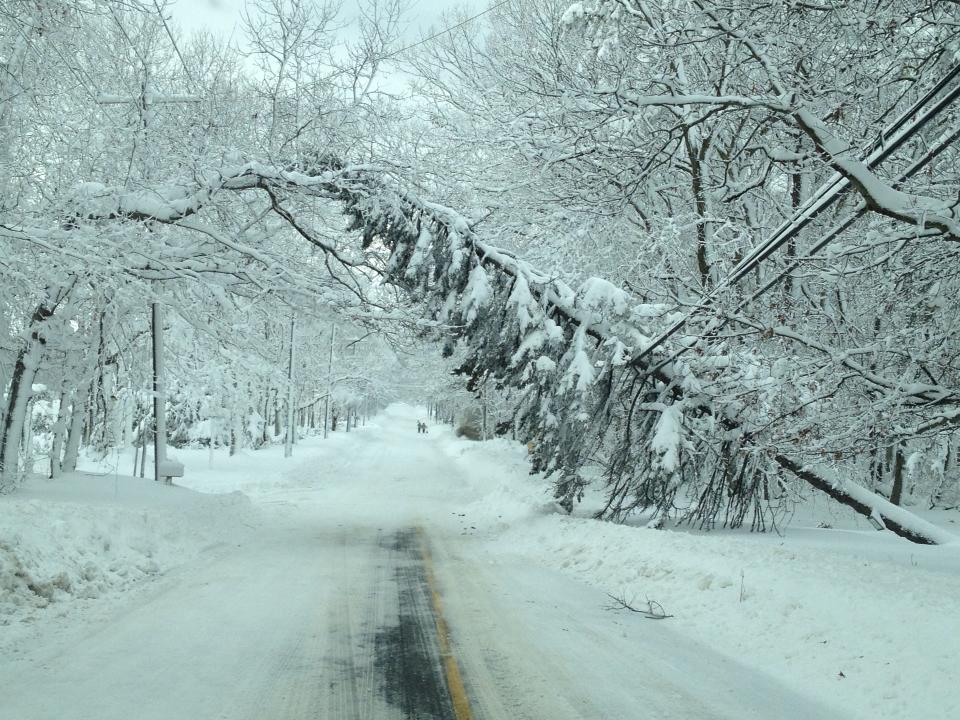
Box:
1, 407, 843, 719
3, 523, 457, 718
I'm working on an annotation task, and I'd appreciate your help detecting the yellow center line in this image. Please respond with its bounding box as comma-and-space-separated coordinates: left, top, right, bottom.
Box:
416, 527, 475, 720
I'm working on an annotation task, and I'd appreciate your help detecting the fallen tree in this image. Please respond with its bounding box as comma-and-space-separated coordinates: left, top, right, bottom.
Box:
28, 154, 957, 545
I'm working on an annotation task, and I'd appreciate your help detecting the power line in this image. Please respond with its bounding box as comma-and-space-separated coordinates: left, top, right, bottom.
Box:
153, 0, 195, 89
383, 0, 510, 60
147, 0, 509, 102
630, 62, 960, 369
298, 0, 511, 88
39, 0, 509, 117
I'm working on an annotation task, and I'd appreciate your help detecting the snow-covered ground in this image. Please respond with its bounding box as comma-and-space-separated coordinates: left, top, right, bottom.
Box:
443, 433, 960, 719
0, 469, 257, 662
2, 403, 958, 719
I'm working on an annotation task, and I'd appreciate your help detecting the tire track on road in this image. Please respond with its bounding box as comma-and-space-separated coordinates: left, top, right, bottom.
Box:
373, 528, 468, 720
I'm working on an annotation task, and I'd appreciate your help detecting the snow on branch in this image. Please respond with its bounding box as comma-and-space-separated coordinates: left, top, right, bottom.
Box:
775, 456, 959, 546
330, 170, 958, 546
792, 108, 960, 241
728, 315, 960, 408
59, 155, 960, 545
567, 0, 960, 247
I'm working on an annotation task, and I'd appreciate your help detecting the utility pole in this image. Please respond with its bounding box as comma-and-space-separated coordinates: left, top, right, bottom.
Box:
98, 64, 199, 483
150, 302, 168, 482
323, 324, 336, 439
284, 313, 295, 458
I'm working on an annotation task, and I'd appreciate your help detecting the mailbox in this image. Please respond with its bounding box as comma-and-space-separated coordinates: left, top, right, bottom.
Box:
157, 458, 185, 483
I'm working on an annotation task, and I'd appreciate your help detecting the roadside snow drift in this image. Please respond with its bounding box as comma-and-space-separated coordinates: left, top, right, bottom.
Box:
2, 404, 958, 720
0, 472, 255, 655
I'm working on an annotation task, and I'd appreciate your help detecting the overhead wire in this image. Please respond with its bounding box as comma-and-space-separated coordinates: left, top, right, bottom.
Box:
641, 119, 960, 380
629, 62, 960, 369
380, 0, 511, 59
280, 0, 512, 91
28, 0, 509, 120
152, 0, 196, 90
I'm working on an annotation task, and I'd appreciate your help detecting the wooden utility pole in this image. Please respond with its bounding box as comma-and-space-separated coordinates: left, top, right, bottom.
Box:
98, 66, 199, 482
284, 313, 296, 458
151, 302, 168, 482
323, 324, 336, 439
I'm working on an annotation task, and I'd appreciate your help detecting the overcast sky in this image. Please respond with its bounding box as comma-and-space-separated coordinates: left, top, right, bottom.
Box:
168, 0, 472, 45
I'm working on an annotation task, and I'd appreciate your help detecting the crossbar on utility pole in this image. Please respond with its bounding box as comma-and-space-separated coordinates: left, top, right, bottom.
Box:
98, 65, 200, 482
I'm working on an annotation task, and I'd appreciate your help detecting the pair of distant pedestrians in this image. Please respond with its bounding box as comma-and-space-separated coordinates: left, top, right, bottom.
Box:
417, 421, 429, 434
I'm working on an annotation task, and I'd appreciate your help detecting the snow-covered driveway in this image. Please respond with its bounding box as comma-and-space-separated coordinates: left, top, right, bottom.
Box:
2, 406, 846, 719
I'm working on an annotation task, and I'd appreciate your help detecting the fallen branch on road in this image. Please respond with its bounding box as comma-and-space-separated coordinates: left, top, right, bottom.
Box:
605, 592, 674, 620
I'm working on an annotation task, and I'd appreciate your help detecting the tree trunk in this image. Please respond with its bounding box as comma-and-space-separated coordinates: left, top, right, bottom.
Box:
0, 338, 42, 485
21, 397, 34, 476
774, 455, 953, 545
229, 413, 238, 456
890, 444, 906, 506
119, 391, 133, 449
870, 447, 885, 491
0, 288, 69, 485
49, 392, 70, 479
0, 306, 10, 431
82, 395, 93, 447
685, 131, 712, 288
273, 391, 282, 438
61, 388, 88, 474
261, 390, 271, 445
139, 424, 148, 478
99, 362, 119, 451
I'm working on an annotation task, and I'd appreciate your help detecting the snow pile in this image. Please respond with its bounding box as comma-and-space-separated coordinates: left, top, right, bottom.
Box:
439, 436, 564, 528
474, 487, 960, 720
0, 473, 256, 652
421, 409, 960, 720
